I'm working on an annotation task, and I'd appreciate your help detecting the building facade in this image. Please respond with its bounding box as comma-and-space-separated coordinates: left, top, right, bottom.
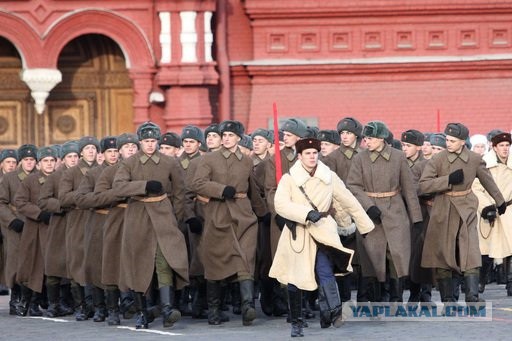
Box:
1, 0, 511, 147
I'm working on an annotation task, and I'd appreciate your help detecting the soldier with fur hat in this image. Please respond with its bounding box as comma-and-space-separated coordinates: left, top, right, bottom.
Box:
430, 133, 447, 155
58, 136, 99, 321
14, 146, 58, 318
0, 149, 18, 177
205, 124, 222, 152
420, 122, 505, 310
191, 119, 266, 326
318, 130, 340, 157
160, 132, 182, 157
38, 140, 80, 318
347, 121, 422, 305
114, 121, 188, 330
0, 144, 37, 316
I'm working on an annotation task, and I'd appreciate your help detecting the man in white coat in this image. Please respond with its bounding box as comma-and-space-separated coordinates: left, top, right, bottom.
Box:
269, 138, 374, 337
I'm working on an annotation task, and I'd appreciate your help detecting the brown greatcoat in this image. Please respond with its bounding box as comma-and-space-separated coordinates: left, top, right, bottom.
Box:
180, 152, 204, 278
74, 163, 109, 288
269, 160, 374, 290
420, 147, 505, 272
38, 166, 69, 278
14, 171, 49, 293
191, 146, 265, 281
264, 147, 298, 257
0, 169, 34, 287
97, 162, 128, 288
58, 159, 98, 285
113, 150, 189, 292
347, 144, 423, 282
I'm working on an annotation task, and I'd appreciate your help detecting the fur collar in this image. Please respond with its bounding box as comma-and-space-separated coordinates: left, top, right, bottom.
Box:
289, 159, 332, 187
483, 149, 512, 170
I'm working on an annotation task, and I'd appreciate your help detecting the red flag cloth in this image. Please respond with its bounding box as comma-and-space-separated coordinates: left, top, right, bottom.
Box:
273, 102, 283, 184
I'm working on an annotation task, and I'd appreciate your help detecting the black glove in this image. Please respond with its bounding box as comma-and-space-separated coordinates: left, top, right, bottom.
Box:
287, 220, 298, 240
222, 186, 236, 199
481, 205, 497, 219
413, 221, 423, 229
38, 211, 52, 225
275, 214, 286, 230
8, 218, 24, 233
448, 169, 464, 185
186, 217, 203, 234
498, 202, 507, 216
366, 205, 382, 225
145, 180, 163, 194
258, 212, 271, 226
306, 210, 322, 223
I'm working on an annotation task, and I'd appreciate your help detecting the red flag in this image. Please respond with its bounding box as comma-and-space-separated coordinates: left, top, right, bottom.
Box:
273, 102, 283, 184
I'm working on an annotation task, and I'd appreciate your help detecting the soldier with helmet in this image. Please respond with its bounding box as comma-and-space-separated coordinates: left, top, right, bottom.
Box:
113, 122, 188, 329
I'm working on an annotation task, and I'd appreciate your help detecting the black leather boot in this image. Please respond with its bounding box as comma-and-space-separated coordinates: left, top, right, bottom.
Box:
133, 292, 148, 329
178, 286, 192, 316
479, 255, 493, 293
259, 278, 274, 316
70, 285, 88, 321
9, 284, 20, 315
191, 278, 208, 319
240, 280, 256, 326
408, 281, 421, 308
317, 283, 331, 328
207, 280, 222, 325
159, 286, 181, 328
320, 279, 344, 328
119, 291, 136, 319
105, 288, 120, 326
464, 272, 485, 304
437, 276, 456, 316
496, 263, 507, 284
92, 286, 107, 322
16, 285, 32, 317
28, 292, 43, 316
230, 282, 241, 315
59, 284, 75, 316
288, 289, 304, 337
272, 283, 289, 317
46, 283, 62, 317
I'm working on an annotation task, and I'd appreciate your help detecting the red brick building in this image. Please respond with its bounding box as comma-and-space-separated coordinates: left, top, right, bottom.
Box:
1, 0, 511, 147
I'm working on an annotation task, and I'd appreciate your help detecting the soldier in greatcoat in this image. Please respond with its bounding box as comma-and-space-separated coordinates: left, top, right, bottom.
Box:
400, 130, 434, 306
204, 123, 222, 152
14, 147, 57, 317
113, 122, 188, 329
347, 121, 422, 304
58, 136, 99, 321
420, 123, 505, 308
264, 118, 309, 317
318, 130, 340, 157
0, 144, 37, 315
38, 141, 80, 317
159, 132, 182, 158
191, 120, 266, 326
97, 133, 139, 325
74, 136, 119, 323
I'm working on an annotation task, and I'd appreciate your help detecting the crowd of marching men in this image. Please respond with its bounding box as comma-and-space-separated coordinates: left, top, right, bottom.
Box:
0, 117, 510, 337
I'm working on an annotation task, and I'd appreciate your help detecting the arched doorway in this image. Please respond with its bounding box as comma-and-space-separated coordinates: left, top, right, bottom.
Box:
0, 37, 31, 148
44, 34, 134, 145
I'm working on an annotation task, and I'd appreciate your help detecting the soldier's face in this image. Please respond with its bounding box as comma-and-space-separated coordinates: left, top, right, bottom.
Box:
1, 157, 17, 173
20, 157, 36, 173
39, 156, 56, 175
422, 141, 433, 156
446, 136, 465, 153
493, 141, 510, 160
431, 145, 445, 154
320, 141, 338, 156
183, 138, 200, 155
63, 153, 79, 168
364, 137, 385, 152
472, 143, 487, 156
140, 138, 158, 156
206, 132, 222, 150
104, 148, 119, 165
340, 131, 357, 147
159, 144, 179, 157
81, 144, 98, 163
222, 132, 240, 150
119, 143, 138, 160
401, 142, 421, 159
283, 132, 300, 148
252, 136, 271, 156
298, 148, 319, 170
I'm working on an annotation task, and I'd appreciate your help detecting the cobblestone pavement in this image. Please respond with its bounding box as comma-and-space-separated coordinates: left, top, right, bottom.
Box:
1, 284, 511, 340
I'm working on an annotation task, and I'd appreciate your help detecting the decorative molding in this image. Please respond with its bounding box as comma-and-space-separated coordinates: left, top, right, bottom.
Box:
180, 11, 198, 63
21, 68, 62, 114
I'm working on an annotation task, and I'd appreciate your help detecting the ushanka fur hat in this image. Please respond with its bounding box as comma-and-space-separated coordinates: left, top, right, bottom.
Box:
363, 121, 390, 139
295, 138, 321, 154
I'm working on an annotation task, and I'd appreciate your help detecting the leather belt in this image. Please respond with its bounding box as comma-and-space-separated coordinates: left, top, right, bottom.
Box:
196, 193, 247, 203
365, 190, 399, 198
132, 193, 167, 203
116, 203, 128, 208
95, 209, 110, 215
445, 189, 472, 197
